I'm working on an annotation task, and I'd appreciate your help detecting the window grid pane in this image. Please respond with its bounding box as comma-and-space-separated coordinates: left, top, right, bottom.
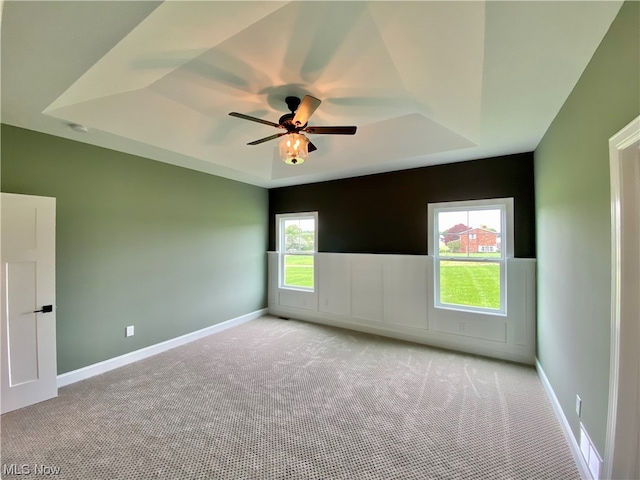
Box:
439, 260, 501, 310
437, 208, 502, 260
283, 254, 314, 289
283, 218, 315, 254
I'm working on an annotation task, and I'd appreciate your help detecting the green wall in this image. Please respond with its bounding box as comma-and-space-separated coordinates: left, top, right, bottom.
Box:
534, 1, 639, 454
1, 125, 268, 374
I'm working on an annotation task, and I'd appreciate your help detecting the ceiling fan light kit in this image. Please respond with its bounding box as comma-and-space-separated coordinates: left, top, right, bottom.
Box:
229, 95, 357, 165
279, 133, 308, 165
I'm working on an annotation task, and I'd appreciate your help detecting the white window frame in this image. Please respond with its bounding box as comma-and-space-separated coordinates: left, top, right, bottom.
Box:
428, 198, 514, 316
276, 212, 318, 292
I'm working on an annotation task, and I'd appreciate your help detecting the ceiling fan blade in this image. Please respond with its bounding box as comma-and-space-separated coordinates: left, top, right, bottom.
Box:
303, 126, 357, 135
229, 112, 283, 129
292, 95, 321, 126
247, 132, 287, 145
308, 142, 317, 153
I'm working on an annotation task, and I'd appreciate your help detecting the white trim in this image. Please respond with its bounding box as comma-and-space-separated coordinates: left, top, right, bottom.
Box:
605, 115, 640, 480
275, 211, 318, 292
536, 359, 592, 480
428, 198, 513, 316
275, 211, 318, 253
57, 308, 267, 388
271, 305, 535, 365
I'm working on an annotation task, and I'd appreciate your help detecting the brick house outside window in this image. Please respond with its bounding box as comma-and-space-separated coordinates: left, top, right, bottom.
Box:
458, 227, 500, 253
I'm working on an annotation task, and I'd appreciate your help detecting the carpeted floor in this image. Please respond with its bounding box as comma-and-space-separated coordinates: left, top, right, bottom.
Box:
1, 316, 580, 479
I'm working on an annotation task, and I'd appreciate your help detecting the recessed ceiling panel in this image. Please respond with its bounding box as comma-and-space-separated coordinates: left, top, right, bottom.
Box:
45, 89, 274, 179
44, 1, 288, 113
152, 1, 411, 129
368, 2, 486, 141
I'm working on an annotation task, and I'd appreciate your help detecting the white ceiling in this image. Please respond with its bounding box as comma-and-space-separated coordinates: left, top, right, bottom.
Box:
1, 1, 623, 188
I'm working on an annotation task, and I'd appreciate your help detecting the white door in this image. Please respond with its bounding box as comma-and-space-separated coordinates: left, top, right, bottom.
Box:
1, 193, 57, 414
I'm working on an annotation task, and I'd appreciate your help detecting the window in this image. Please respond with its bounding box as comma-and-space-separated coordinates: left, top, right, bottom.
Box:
276, 212, 317, 291
428, 198, 514, 315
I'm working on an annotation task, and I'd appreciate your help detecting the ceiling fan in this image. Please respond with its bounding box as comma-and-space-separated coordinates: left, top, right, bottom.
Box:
229, 95, 357, 164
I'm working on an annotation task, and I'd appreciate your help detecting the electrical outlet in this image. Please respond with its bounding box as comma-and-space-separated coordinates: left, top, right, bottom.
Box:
576, 395, 582, 417
125, 325, 134, 337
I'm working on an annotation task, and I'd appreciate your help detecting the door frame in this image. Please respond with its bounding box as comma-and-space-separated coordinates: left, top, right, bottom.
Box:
604, 115, 640, 479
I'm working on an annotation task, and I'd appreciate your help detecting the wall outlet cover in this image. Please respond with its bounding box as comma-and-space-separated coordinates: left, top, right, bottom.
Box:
579, 424, 590, 459
588, 445, 603, 479
580, 423, 603, 479
126, 325, 134, 337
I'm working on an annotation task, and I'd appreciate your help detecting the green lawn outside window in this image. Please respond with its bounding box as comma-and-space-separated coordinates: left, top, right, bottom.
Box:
284, 255, 314, 288
440, 261, 500, 309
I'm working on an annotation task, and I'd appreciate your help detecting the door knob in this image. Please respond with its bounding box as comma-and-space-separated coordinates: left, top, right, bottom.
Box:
33, 305, 53, 313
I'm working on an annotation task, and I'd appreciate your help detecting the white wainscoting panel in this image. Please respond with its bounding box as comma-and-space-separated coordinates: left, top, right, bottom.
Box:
383, 255, 428, 329
507, 258, 536, 347
279, 289, 317, 311
268, 252, 536, 364
350, 255, 384, 322
267, 252, 278, 308
433, 315, 507, 343
318, 253, 351, 316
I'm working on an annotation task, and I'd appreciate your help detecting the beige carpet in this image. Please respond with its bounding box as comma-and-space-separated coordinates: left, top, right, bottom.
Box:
1, 316, 579, 479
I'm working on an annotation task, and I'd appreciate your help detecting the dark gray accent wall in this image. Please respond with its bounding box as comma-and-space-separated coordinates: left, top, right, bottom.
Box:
535, 1, 639, 454
269, 153, 535, 257
1, 125, 268, 374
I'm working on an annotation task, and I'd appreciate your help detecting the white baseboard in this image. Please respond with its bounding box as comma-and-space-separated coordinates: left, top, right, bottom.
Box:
270, 307, 535, 365
268, 254, 536, 365
536, 359, 592, 480
57, 308, 267, 388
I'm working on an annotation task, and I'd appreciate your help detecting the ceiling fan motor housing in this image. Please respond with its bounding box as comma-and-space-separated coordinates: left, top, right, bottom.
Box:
285, 96, 301, 113
279, 112, 305, 131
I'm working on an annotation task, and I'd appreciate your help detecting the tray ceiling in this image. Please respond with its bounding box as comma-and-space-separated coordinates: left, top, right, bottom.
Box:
1, 1, 623, 187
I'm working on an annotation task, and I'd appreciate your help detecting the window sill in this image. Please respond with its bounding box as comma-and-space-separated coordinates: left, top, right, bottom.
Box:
279, 286, 315, 293
435, 304, 507, 317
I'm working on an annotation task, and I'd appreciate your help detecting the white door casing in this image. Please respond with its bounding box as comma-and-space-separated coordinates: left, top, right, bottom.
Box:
1, 193, 57, 414
605, 116, 640, 480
